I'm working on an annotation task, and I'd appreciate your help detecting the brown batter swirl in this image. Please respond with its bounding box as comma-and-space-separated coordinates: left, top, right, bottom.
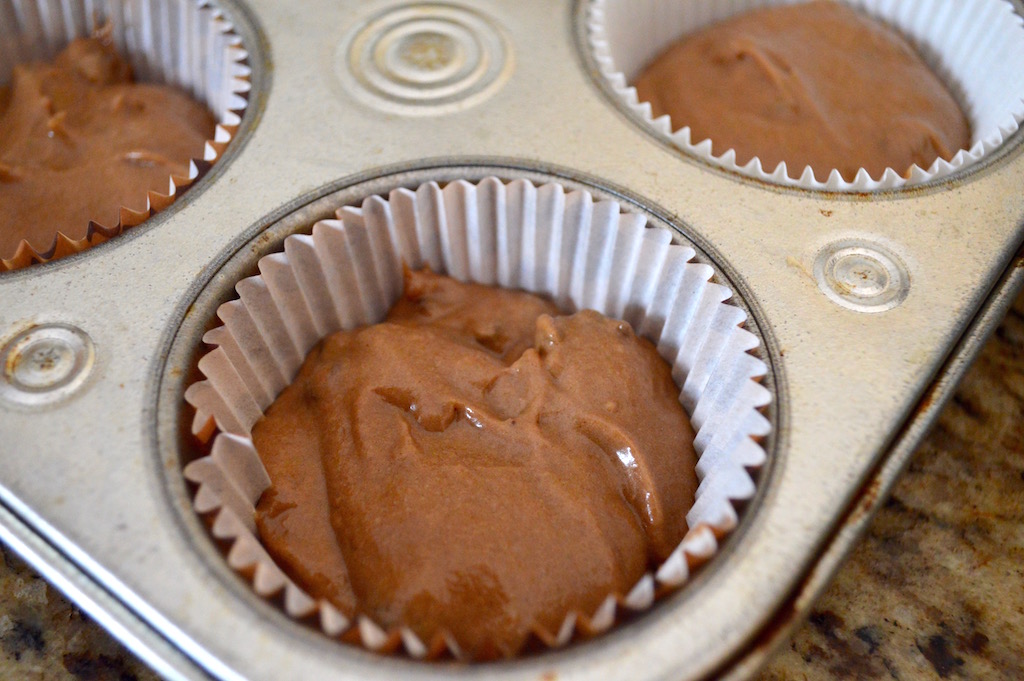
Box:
252, 269, 697, 659
0, 32, 214, 260
634, 1, 971, 181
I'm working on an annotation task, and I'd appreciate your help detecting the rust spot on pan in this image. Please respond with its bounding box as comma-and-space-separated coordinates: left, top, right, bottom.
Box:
908, 375, 943, 424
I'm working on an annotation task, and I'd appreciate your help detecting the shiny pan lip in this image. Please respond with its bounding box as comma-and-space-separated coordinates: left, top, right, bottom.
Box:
0, 0, 253, 271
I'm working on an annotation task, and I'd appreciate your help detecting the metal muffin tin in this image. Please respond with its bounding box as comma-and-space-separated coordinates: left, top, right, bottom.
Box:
2, 0, 1023, 679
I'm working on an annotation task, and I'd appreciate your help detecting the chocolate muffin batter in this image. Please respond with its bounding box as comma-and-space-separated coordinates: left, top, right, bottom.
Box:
0, 32, 214, 260
253, 269, 697, 659
634, 1, 970, 181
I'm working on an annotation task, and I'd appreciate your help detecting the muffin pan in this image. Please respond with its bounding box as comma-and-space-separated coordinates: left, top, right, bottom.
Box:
2, 0, 1024, 679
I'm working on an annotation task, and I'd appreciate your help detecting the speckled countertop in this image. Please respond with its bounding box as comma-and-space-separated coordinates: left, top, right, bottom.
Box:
1, 291, 1022, 681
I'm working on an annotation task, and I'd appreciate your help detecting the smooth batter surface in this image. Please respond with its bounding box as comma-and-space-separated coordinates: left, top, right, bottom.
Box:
634, 1, 971, 181
0, 33, 214, 260
253, 269, 698, 659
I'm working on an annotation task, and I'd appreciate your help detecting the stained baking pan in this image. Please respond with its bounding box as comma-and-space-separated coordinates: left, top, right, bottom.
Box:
2, 0, 1024, 679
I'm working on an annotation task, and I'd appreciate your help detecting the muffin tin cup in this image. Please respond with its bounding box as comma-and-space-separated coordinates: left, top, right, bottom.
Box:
181, 176, 771, 660
587, 0, 1024, 191
0, 0, 251, 271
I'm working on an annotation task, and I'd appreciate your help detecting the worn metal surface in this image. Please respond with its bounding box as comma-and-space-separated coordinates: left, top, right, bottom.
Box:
1, 0, 1023, 680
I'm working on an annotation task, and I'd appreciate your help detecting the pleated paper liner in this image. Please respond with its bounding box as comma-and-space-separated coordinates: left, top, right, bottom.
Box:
587, 0, 1024, 191
184, 177, 772, 659
0, 0, 251, 271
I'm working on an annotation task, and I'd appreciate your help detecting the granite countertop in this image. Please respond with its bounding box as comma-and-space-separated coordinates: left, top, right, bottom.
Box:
1, 291, 1022, 680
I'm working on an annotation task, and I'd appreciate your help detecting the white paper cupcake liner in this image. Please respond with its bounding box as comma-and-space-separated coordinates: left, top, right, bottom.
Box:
0, 0, 251, 270
587, 0, 1024, 191
183, 177, 772, 658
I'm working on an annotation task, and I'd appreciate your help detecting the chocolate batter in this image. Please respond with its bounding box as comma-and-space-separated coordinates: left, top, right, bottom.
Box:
634, 1, 970, 181
0, 32, 214, 260
253, 269, 697, 659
